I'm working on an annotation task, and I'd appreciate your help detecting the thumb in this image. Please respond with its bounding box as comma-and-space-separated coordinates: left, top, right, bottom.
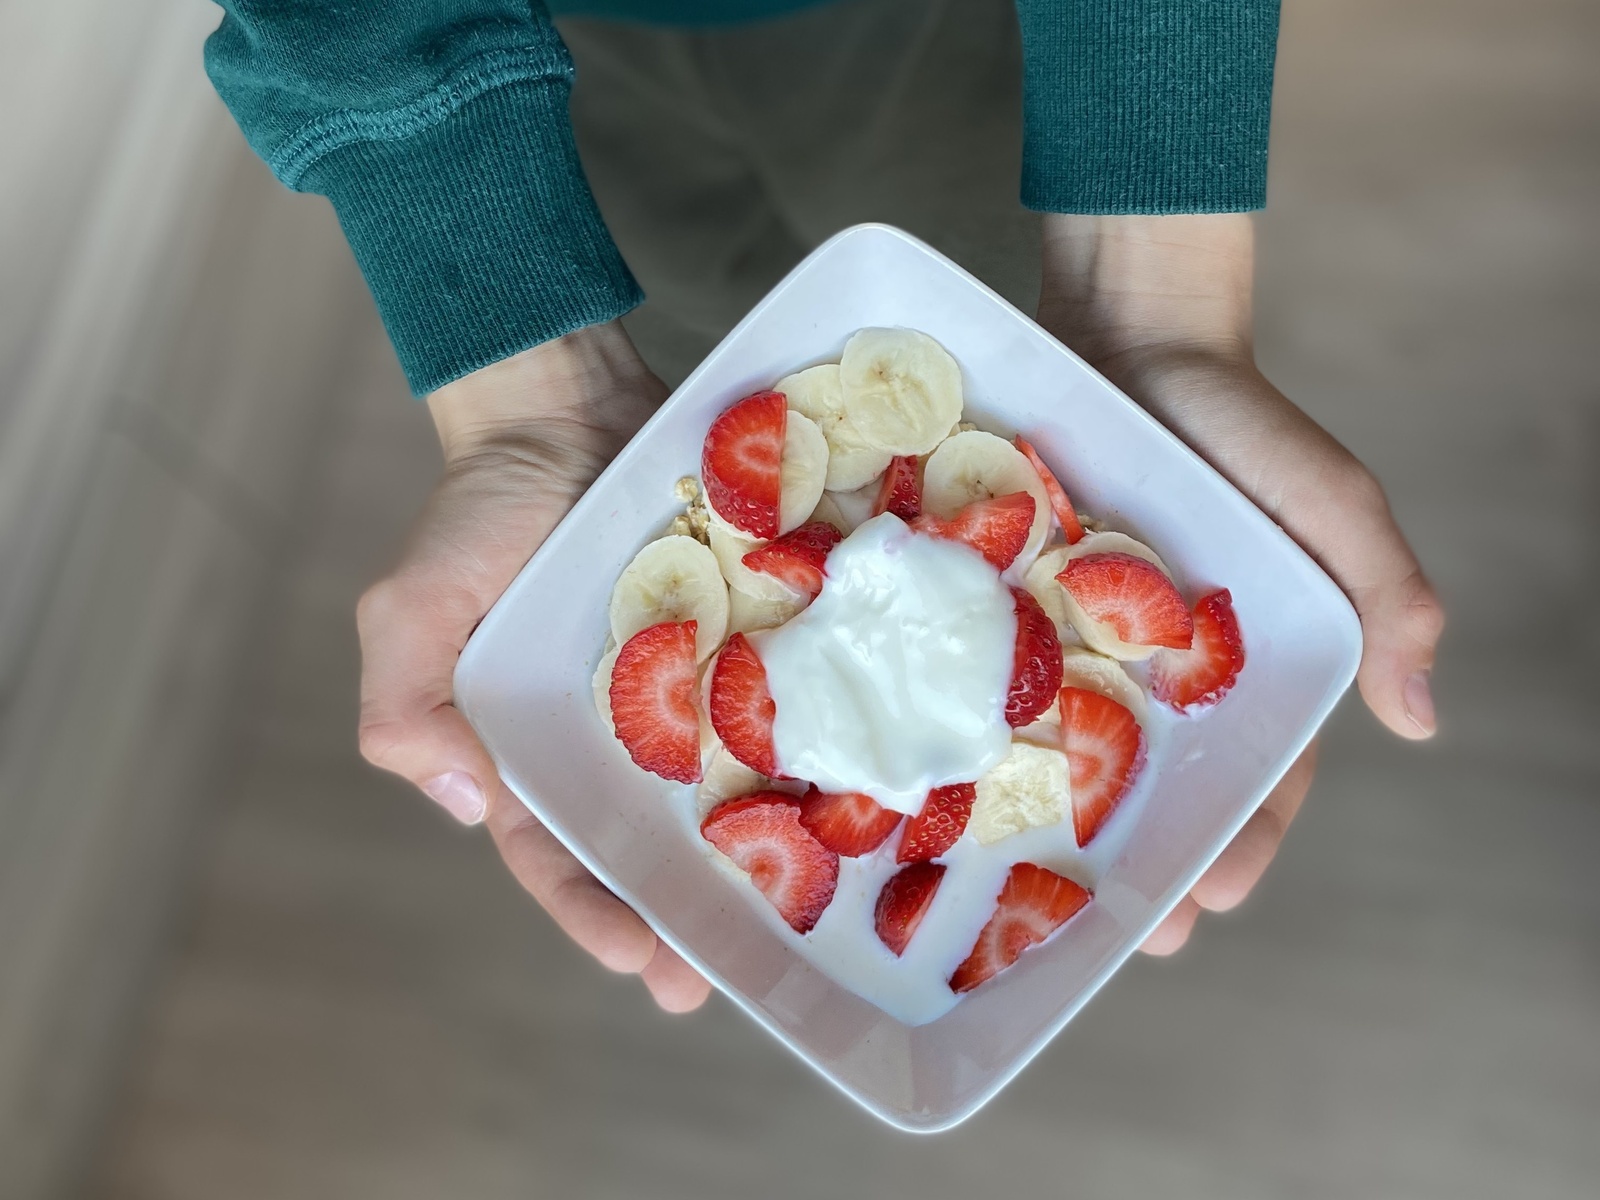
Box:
1307, 469, 1446, 739
356, 573, 499, 823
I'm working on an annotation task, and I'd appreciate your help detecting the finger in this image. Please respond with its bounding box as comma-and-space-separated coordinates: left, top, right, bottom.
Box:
1191, 740, 1318, 913
484, 785, 657, 975
1140, 895, 1201, 956
356, 574, 500, 823
640, 940, 714, 1013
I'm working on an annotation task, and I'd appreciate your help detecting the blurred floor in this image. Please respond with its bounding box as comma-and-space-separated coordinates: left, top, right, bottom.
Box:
87, 1, 1599, 1197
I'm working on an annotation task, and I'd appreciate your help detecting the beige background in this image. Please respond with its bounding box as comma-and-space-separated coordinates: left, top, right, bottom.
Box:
0, 1, 1595, 1197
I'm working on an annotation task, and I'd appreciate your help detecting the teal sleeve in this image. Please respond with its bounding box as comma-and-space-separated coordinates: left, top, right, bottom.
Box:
204, 2, 643, 395
1015, 1, 1281, 213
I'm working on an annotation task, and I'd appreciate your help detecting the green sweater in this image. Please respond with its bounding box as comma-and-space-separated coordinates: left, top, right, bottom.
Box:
205, 1, 1279, 395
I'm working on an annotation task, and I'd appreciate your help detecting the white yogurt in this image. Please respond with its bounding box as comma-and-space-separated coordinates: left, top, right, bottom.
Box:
754, 514, 1017, 814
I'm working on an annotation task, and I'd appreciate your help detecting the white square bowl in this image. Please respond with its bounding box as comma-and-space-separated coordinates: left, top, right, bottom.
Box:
454, 224, 1361, 1133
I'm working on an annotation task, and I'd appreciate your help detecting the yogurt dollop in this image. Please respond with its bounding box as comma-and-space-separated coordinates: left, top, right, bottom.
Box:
754, 514, 1016, 813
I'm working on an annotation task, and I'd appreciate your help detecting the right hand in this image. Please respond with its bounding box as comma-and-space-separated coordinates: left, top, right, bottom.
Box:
356, 321, 713, 1012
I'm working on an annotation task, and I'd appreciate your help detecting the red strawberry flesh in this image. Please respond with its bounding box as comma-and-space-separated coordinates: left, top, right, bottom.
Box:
608, 621, 702, 783
1150, 588, 1245, 711
708, 633, 784, 777
1059, 686, 1145, 846
911, 492, 1035, 570
1056, 552, 1194, 649
702, 391, 786, 539
873, 455, 922, 521
701, 793, 839, 933
896, 783, 975, 863
797, 786, 903, 857
1006, 586, 1064, 727
874, 861, 946, 956
948, 862, 1091, 993
1014, 435, 1085, 544
741, 521, 843, 599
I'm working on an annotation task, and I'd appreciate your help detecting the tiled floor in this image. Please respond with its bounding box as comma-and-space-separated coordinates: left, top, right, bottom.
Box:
88, 1, 1599, 1197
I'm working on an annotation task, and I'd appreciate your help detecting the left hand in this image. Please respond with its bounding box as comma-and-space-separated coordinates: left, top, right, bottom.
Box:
1035, 213, 1446, 954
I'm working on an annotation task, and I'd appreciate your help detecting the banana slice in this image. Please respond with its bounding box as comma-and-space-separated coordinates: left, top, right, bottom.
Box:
707, 520, 801, 603
1023, 545, 1074, 635
806, 491, 853, 535
728, 584, 807, 635
1052, 531, 1174, 660
777, 363, 893, 492
1061, 646, 1148, 719
591, 638, 620, 732
921, 430, 1052, 563
838, 328, 964, 456
779, 411, 829, 534
969, 741, 1071, 845
820, 480, 881, 534
697, 744, 769, 818
608, 535, 729, 662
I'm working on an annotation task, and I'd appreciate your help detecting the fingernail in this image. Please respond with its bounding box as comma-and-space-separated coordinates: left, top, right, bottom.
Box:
422, 771, 486, 824
1403, 670, 1436, 737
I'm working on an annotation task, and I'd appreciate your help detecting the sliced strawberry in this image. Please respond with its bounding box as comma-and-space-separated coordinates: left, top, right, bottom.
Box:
1006, 587, 1064, 727
1056, 552, 1194, 649
1149, 589, 1246, 711
1059, 686, 1145, 846
701, 391, 786, 538
707, 633, 784, 777
873, 454, 922, 521
874, 861, 946, 956
701, 793, 839, 933
896, 783, 975, 863
949, 863, 1091, 993
797, 786, 903, 857
608, 621, 702, 783
1014, 435, 1085, 544
741, 521, 843, 599
911, 492, 1035, 571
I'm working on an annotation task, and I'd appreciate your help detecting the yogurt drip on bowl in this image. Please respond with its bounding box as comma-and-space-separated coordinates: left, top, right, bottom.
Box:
754, 514, 1017, 813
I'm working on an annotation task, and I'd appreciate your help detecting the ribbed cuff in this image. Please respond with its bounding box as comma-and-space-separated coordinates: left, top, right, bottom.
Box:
1018, 0, 1280, 215
299, 76, 643, 396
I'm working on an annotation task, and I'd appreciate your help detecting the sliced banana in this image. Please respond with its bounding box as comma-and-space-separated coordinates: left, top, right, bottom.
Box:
708, 519, 800, 603
591, 638, 620, 733
838, 328, 964, 456
921, 430, 1052, 563
777, 363, 893, 492
608, 535, 729, 662
697, 744, 769, 818
1052, 530, 1174, 661
806, 491, 853, 535
728, 584, 807, 635
1023, 546, 1074, 636
779, 411, 829, 534
1060, 646, 1148, 720
969, 742, 1071, 846
821, 479, 881, 534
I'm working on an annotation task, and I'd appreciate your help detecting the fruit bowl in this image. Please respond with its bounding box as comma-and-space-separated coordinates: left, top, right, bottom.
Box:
453, 224, 1362, 1132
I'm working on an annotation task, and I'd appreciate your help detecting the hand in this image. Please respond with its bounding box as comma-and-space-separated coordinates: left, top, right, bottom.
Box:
356, 321, 713, 1012
1036, 213, 1445, 954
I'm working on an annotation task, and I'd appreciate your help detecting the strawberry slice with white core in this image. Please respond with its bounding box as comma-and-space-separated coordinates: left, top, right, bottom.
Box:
701, 793, 839, 933
1006, 586, 1064, 727
608, 620, 702, 783
1059, 686, 1145, 846
797, 785, 903, 856
874, 861, 946, 956
911, 491, 1035, 571
1056, 552, 1194, 650
896, 783, 976, 863
949, 862, 1091, 993
740, 521, 843, 599
1150, 588, 1246, 711
708, 632, 784, 777
1013, 435, 1085, 544
702, 391, 786, 538
873, 454, 922, 521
